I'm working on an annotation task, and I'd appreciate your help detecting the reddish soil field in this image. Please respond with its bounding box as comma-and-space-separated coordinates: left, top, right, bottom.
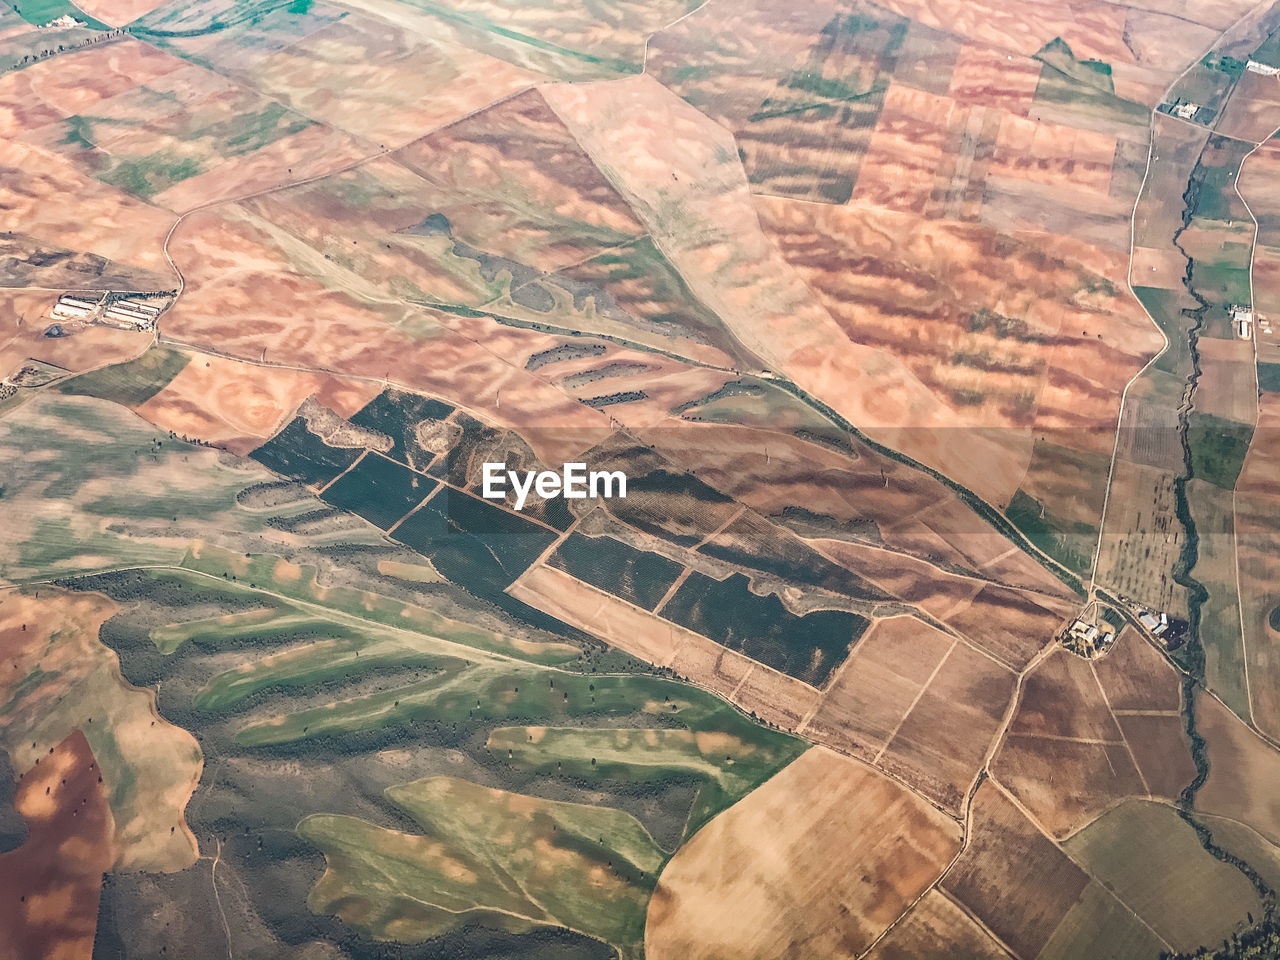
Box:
947, 41, 1041, 113
811, 538, 985, 620
878, 641, 1015, 814
152, 124, 370, 213
0, 730, 116, 960
942, 780, 1089, 960
242, 10, 542, 148
646, 748, 960, 960
1117, 714, 1196, 800
641, 420, 1073, 600
867, 889, 1010, 960
1010, 650, 1122, 741
1217, 69, 1280, 143
0, 41, 182, 133
162, 207, 611, 468
939, 583, 1065, 670
1196, 694, 1280, 846
0, 139, 173, 274
71, 0, 167, 25
136, 354, 380, 454
395, 89, 645, 270
992, 734, 1145, 838
1093, 627, 1182, 713
803, 616, 955, 761
850, 83, 968, 216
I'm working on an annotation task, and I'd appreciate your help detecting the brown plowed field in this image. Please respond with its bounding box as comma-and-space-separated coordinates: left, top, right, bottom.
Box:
804, 616, 954, 761
0, 139, 172, 272
992, 735, 1145, 838
239, 10, 543, 147
811, 539, 985, 619
1093, 627, 1182, 712
1195, 336, 1260, 425
0, 41, 182, 132
646, 748, 960, 960
162, 206, 611, 467
396, 88, 644, 269
543, 75, 1020, 505
1010, 651, 1122, 741
938, 583, 1064, 669
1118, 714, 1196, 799
1217, 69, 1280, 143
641, 420, 1073, 600
867, 889, 1011, 960
0, 730, 117, 960
942, 780, 1089, 960
877, 641, 1015, 814
151, 123, 370, 212
71, 0, 167, 25
1196, 694, 1280, 846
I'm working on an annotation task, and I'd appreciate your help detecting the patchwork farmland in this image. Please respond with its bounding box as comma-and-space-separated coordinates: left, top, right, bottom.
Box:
3, 0, 1280, 957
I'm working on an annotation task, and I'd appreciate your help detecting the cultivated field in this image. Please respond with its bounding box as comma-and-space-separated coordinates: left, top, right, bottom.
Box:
1064, 799, 1262, 952
0, 588, 200, 871
301, 776, 664, 957
942, 781, 1089, 959
0, 730, 116, 960
866, 889, 1010, 960
645, 748, 960, 959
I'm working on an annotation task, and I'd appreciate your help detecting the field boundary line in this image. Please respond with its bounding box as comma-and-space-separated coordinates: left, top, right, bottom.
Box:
315, 448, 367, 495
650, 566, 691, 617
1090, 661, 1152, 796
872, 639, 959, 764
385, 479, 444, 535
987, 775, 1176, 952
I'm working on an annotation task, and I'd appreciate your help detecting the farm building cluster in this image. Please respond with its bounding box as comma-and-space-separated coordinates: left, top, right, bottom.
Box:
1059, 607, 1120, 659
48, 292, 170, 331
39, 14, 84, 28
1116, 595, 1189, 650
1230, 304, 1268, 339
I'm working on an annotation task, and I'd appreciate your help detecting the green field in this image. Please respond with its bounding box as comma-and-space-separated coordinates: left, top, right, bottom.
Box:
149, 603, 301, 654
661, 570, 867, 685
1258, 362, 1280, 394
237, 660, 744, 748
1063, 799, 1262, 952
1006, 488, 1096, 576
486, 723, 804, 833
299, 776, 664, 956
1187, 480, 1251, 719
1188, 410, 1253, 490
58, 346, 190, 409
320, 451, 436, 530
178, 544, 580, 665
250, 416, 363, 487
1038, 882, 1167, 960
195, 637, 452, 712
548, 532, 683, 611
1032, 38, 1149, 127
